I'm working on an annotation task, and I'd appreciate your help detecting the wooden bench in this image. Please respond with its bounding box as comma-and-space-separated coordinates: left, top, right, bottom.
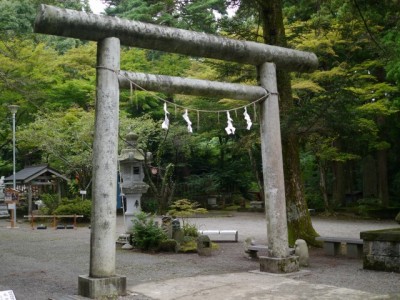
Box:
24, 214, 84, 230
198, 230, 238, 242
316, 236, 363, 258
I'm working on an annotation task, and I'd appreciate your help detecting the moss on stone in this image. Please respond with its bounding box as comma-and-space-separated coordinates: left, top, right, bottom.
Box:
360, 228, 400, 242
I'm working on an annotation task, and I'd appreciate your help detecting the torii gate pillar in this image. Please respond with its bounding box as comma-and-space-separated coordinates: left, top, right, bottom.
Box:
78, 37, 127, 298
259, 63, 299, 272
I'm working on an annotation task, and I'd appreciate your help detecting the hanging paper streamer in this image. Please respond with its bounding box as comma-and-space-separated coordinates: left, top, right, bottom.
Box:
243, 107, 252, 130
162, 102, 170, 130
225, 111, 236, 135
182, 109, 193, 133
117, 74, 270, 134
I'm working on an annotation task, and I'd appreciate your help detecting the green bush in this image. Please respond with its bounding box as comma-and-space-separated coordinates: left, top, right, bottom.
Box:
53, 199, 92, 219
168, 199, 207, 226
183, 223, 199, 237
131, 212, 167, 251
39, 193, 61, 215
158, 239, 179, 252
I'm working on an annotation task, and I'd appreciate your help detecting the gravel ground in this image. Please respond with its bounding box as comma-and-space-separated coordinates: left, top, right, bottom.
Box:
0, 212, 399, 299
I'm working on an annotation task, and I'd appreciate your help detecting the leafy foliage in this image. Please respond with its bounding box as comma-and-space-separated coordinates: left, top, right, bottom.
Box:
131, 212, 167, 251
38, 194, 91, 219
168, 199, 207, 219
0, 0, 399, 220
182, 223, 199, 237
53, 199, 92, 219
39, 193, 61, 215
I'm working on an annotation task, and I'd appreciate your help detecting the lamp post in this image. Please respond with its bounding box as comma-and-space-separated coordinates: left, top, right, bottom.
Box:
8, 105, 19, 228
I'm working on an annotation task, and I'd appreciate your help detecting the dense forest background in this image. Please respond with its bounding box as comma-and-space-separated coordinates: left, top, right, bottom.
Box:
1, 0, 399, 234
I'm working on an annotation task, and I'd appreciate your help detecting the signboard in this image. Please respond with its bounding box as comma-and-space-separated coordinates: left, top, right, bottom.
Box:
0, 290, 16, 300
7, 203, 16, 210
4, 188, 19, 203
0, 204, 9, 218
80, 190, 87, 195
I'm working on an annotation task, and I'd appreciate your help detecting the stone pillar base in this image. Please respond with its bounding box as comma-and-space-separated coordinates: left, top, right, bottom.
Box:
78, 275, 126, 298
259, 255, 299, 273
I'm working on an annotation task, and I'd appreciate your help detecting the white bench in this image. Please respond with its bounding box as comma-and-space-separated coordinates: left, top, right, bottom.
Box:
198, 230, 238, 242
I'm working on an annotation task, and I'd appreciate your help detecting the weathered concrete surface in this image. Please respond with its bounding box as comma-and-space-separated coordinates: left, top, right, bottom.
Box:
259, 63, 289, 259
34, 5, 318, 72
129, 272, 391, 300
119, 71, 267, 101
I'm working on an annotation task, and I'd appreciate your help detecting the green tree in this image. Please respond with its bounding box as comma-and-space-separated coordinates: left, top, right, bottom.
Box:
105, 0, 227, 32
224, 0, 320, 245
285, 0, 399, 208
17, 108, 95, 193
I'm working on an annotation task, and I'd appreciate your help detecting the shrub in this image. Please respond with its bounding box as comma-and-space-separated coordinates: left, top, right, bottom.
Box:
158, 239, 179, 252
168, 199, 205, 240
168, 199, 207, 226
39, 193, 61, 215
53, 199, 92, 219
183, 223, 199, 237
131, 212, 167, 251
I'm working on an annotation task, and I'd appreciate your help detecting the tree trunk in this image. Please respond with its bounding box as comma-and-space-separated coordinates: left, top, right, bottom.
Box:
158, 163, 175, 214
377, 116, 389, 207
362, 155, 378, 199
259, 0, 319, 246
332, 161, 345, 207
248, 147, 264, 201
377, 149, 389, 206
319, 161, 331, 212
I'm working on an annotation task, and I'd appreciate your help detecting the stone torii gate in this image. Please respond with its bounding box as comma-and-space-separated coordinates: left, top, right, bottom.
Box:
34, 5, 318, 298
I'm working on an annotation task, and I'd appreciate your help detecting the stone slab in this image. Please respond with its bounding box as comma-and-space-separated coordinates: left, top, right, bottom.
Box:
78, 275, 126, 298
347, 243, 363, 258
360, 228, 400, 242
323, 241, 341, 256
130, 272, 391, 300
259, 255, 299, 273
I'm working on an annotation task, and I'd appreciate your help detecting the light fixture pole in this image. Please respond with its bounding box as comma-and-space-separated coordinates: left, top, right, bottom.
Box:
8, 105, 19, 227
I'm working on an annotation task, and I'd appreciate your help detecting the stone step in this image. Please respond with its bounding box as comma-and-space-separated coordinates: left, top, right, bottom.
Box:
49, 295, 90, 300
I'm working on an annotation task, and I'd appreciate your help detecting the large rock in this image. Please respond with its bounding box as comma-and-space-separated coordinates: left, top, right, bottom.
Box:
361, 228, 400, 273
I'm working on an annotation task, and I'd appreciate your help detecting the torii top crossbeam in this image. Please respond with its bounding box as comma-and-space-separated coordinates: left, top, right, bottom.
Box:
34, 5, 317, 73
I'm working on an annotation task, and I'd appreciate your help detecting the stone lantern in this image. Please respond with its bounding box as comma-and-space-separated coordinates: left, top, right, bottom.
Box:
118, 132, 150, 231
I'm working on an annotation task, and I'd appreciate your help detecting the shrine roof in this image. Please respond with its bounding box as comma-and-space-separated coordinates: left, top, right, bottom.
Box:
4, 164, 69, 184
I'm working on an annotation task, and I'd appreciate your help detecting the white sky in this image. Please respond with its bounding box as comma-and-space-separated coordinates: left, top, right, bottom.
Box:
89, 0, 107, 14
